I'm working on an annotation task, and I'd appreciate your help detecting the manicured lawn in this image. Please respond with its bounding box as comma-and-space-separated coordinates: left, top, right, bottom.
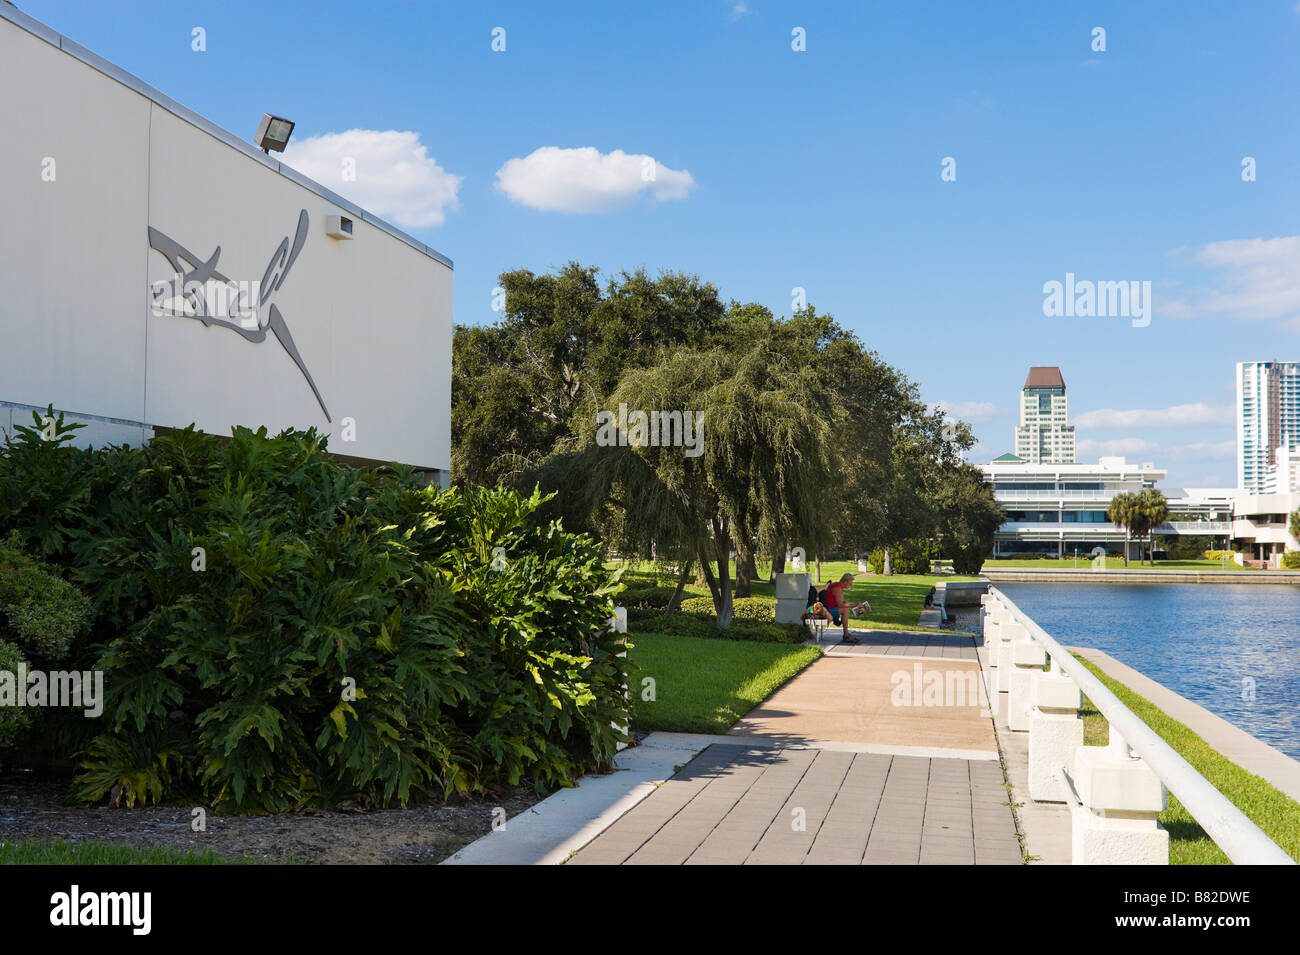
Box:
1075, 660, 1300, 865
983, 558, 1264, 571
842, 574, 961, 628
628, 633, 821, 734
0, 839, 245, 865
613, 559, 975, 632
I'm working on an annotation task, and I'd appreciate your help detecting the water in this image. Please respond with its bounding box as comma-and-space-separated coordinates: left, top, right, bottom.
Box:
997, 583, 1300, 759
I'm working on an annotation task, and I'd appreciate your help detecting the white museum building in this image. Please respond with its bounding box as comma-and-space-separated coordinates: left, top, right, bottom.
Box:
0, 4, 453, 481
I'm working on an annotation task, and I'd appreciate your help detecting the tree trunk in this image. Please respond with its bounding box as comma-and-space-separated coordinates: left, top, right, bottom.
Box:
712, 515, 734, 629
735, 538, 754, 599
1123, 531, 1129, 567
769, 546, 786, 582
698, 546, 720, 609
666, 559, 692, 613
815, 555, 822, 585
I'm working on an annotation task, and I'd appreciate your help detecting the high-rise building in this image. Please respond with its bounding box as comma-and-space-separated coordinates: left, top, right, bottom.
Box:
1236, 361, 1300, 494
1013, 367, 1076, 464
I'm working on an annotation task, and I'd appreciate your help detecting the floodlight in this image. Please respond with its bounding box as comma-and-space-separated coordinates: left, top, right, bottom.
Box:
254, 113, 295, 153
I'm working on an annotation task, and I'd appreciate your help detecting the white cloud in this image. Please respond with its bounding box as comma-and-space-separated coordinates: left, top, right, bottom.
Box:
1078, 437, 1234, 464
1078, 437, 1157, 458
729, 2, 754, 20
933, 400, 1000, 422
1073, 402, 1233, 429
494, 146, 695, 213
1166, 236, 1300, 322
281, 129, 462, 230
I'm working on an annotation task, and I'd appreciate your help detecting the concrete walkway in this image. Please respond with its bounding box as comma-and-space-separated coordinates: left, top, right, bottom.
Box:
447, 627, 1022, 865
727, 650, 996, 756
567, 630, 1020, 865
568, 741, 1019, 865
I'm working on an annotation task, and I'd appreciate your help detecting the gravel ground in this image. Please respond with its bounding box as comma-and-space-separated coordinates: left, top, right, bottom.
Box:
0, 771, 549, 864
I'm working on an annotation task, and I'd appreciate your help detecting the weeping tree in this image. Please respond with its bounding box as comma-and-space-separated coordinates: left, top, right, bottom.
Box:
541, 335, 838, 629
714, 304, 929, 579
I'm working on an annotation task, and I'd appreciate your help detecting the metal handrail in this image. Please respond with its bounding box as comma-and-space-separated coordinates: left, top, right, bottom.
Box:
989, 586, 1295, 865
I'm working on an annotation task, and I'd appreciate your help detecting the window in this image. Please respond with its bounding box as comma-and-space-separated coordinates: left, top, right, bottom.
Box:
1062, 511, 1107, 523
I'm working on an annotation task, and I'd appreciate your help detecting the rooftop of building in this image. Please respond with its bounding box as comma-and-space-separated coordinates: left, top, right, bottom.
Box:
1023, 366, 1066, 390
0, 3, 452, 269
981, 456, 1166, 478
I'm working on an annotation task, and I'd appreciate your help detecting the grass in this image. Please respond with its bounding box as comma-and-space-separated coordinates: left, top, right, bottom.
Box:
1074, 659, 1300, 865
628, 632, 821, 734
0, 839, 246, 865
613, 559, 974, 632
983, 558, 1264, 571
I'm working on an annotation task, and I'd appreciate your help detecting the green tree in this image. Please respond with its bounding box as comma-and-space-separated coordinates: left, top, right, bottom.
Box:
548, 338, 837, 629
1132, 488, 1170, 566
1107, 492, 1138, 567
931, 462, 1005, 574
451, 264, 725, 487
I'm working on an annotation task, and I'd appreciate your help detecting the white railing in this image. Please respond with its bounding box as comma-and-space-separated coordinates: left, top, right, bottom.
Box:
995, 490, 1112, 502
981, 586, 1294, 866
1163, 521, 1232, 534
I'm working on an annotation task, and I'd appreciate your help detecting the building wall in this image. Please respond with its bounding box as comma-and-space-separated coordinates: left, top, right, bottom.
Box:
1238, 361, 1300, 495
1015, 388, 1075, 464
0, 11, 453, 471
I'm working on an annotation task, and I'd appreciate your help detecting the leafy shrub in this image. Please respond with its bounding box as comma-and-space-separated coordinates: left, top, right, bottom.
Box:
677, 595, 775, 622
949, 542, 989, 576
0, 415, 630, 810
1282, 551, 1300, 570
0, 639, 31, 749
618, 579, 686, 619
0, 534, 94, 660
890, 540, 933, 576
636, 612, 804, 644
1204, 550, 1237, 563
867, 543, 934, 575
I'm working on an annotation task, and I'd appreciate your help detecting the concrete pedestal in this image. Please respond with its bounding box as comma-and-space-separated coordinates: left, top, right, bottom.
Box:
1007, 639, 1047, 732
1028, 671, 1083, 802
1070, 743, 1168, 865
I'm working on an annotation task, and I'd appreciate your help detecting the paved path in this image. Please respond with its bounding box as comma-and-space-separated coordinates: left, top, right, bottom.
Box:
816, 628, 978, 659
729, 637, 996, 756
569, 630, 1020, 865
569, 741, 1020, 865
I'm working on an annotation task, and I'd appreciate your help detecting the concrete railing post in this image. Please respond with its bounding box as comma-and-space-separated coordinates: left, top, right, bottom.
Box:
981, 598, 1001, 679
1070, 728, 1169, 864
979, 594, 1000, 718
1028, 659, 1083, 802
995, 620, 1023, 693
1008, 636, 1047, 732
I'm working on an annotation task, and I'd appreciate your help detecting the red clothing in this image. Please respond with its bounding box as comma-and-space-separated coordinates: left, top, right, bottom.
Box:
825, 581, 847, 609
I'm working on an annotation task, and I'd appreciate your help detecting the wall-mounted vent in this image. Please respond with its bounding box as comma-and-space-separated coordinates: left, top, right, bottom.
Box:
325, 214, 354, 240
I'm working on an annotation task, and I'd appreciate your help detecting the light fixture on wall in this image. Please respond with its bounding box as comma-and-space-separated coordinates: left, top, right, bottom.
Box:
254, 113, 295, 153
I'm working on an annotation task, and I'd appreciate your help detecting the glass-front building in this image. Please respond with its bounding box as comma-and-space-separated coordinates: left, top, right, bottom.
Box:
979, 456, 1235, 558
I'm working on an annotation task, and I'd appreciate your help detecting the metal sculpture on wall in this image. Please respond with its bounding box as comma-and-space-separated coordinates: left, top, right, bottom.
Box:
147, 209, 331, 421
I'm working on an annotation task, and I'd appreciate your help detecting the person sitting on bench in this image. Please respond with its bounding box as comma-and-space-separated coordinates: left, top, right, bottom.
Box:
824, 573, 870, 644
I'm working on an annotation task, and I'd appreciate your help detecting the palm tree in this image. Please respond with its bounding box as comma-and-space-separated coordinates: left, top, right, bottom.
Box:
1136, 488, 1169, 566
1106, 492, 1138, 567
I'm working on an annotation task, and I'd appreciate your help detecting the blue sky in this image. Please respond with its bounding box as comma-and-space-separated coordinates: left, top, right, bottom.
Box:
20, 0, 1300, 487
